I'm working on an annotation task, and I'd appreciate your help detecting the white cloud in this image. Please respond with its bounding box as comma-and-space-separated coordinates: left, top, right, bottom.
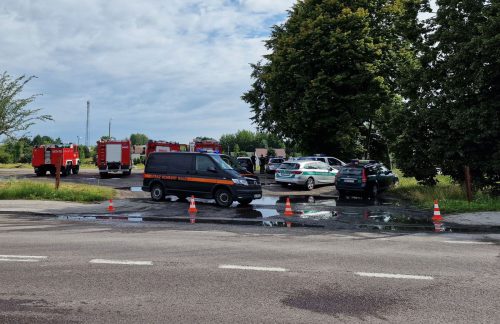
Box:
0, 0, 296, 143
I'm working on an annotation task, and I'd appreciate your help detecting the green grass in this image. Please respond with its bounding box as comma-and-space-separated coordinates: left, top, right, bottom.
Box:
0, 163, 31, 169
390, 171, 500, 214
0, 180, 115, 202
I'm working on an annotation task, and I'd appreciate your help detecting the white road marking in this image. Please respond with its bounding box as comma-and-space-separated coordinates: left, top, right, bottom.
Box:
0, 255, 47, 262
355, 272, 434, 280
219, 265, 288, 272
89, 259, 153, 266
444, 241, 494, 245
0, 258, 41, 262
0, 255, 47, 259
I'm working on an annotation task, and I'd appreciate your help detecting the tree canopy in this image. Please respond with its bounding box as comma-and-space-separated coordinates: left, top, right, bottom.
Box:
243, 0, 419, 160
219, 130, 285, 153
0, 72, 52, 138
130, 133, 149, 146
389, 0, 500, 187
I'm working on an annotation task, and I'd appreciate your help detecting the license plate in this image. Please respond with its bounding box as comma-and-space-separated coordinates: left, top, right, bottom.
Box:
343, 178, 355, 183
254, 194, 262, 199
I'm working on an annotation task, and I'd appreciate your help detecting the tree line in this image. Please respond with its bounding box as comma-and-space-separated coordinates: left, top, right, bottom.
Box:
243, 0, 499, 189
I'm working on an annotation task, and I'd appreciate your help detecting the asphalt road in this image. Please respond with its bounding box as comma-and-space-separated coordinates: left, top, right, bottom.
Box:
0, 214, 499, 323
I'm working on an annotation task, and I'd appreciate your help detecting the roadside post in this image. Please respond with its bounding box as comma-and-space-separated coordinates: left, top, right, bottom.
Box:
464, 165, 473, 203
55, 154, 61, 190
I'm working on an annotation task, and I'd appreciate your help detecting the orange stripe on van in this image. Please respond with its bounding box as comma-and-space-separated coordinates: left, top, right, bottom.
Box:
144, 173, 234, 185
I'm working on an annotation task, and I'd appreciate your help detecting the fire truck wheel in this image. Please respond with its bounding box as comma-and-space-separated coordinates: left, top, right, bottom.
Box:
151, 183, 165, 202
123, 170, 131, 176
61, 167, 70, 177
214, 188, 233, 207
35, 169, 46, 177
72, 166, 79, 175
100, 172, 109, 179
49, 169, 56, 176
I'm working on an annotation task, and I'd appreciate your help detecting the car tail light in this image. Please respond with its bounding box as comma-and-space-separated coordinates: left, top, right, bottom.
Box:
362, 168, 367, 183
292, 171, 302, 174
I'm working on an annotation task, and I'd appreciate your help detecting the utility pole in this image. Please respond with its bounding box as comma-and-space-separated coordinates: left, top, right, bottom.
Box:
108, 118, 112, 139
85, 101, 90, 146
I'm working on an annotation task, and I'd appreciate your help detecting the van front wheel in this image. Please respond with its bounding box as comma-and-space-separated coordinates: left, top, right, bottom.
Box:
215, 188, 233, 207
151, 183, 165, 202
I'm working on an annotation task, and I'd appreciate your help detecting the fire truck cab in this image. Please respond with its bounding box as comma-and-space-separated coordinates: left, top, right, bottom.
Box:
96, 140, 132, 178
145, 140, 187, 158
189, 138, 223, 153
32, 144, 80, 177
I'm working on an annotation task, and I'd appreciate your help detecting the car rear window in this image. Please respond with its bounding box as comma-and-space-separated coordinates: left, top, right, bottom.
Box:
279, 163, 299, 170
339, 167, 362, 176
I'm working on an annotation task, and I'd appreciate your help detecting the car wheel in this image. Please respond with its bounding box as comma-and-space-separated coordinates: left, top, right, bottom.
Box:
305, 177, 315, 191
150, 183, 165, 202
214, 188, 233, 207
237, 198, 253, 206
280, 183, 289, 188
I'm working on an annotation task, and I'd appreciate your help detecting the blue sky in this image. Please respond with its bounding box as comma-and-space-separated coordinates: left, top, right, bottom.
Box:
0, 0, 296, 145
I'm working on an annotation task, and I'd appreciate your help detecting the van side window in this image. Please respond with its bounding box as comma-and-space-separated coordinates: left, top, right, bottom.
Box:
196, 155, 216, 172
169, 155, 192, 173
146, 154, 169, 174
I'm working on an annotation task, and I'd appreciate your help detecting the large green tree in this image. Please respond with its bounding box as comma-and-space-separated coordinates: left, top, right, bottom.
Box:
390, 0, 500, 187
0, 72, 51, 138
130, 133, 149, 145
219, 130, 285, 153
243, 0, 419, 160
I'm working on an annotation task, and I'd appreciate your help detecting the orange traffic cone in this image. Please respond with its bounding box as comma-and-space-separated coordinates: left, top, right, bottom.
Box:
188, 195, 198, 213
107, 199, 115, 212
432, 200, 443, 222
284, 198, 293, 216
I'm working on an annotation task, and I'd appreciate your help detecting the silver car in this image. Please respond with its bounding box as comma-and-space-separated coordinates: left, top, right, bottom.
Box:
275, 161, 338, 190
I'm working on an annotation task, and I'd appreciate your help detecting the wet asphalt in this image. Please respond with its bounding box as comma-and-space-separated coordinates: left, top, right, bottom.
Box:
2, 168, 499, 233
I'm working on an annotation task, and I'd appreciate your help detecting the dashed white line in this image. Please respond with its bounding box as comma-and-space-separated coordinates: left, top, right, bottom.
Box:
444, 241, 494, 245
219, 265, 288, 272
355, 272, 434, 280
0, 255, 47, 259
89, 259, 153, 266
0, 255, 47, 262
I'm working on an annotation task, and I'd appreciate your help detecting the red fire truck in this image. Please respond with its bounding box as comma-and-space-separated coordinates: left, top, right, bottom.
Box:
145, 140, 187, 158
96, 140, 132, 177
189, 138, 223, 153
32, 144, 80, 177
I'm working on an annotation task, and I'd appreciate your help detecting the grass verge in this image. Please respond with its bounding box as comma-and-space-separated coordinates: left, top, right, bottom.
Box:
390, 172, 500, 214
0, 163, 31, 169
0, 180, 115, 202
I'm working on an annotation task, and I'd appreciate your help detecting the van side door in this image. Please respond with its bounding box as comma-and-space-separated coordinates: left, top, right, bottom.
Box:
165, 154, 194, 194
193, 155, 219, 195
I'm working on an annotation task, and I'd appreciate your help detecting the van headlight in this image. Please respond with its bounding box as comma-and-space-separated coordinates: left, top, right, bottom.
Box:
232, 178, 248, 186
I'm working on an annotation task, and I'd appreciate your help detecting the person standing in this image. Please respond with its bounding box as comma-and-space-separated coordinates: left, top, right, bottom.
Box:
250, 154, 256, 173
259, 154, 266, 174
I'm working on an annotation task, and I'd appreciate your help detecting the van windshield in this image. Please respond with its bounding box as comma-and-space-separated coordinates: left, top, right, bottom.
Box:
211, 155, 234, 170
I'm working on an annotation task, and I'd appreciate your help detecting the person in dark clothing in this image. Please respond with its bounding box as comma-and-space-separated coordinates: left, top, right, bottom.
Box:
250, 154, 256, 173
259, 154, 266, 174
